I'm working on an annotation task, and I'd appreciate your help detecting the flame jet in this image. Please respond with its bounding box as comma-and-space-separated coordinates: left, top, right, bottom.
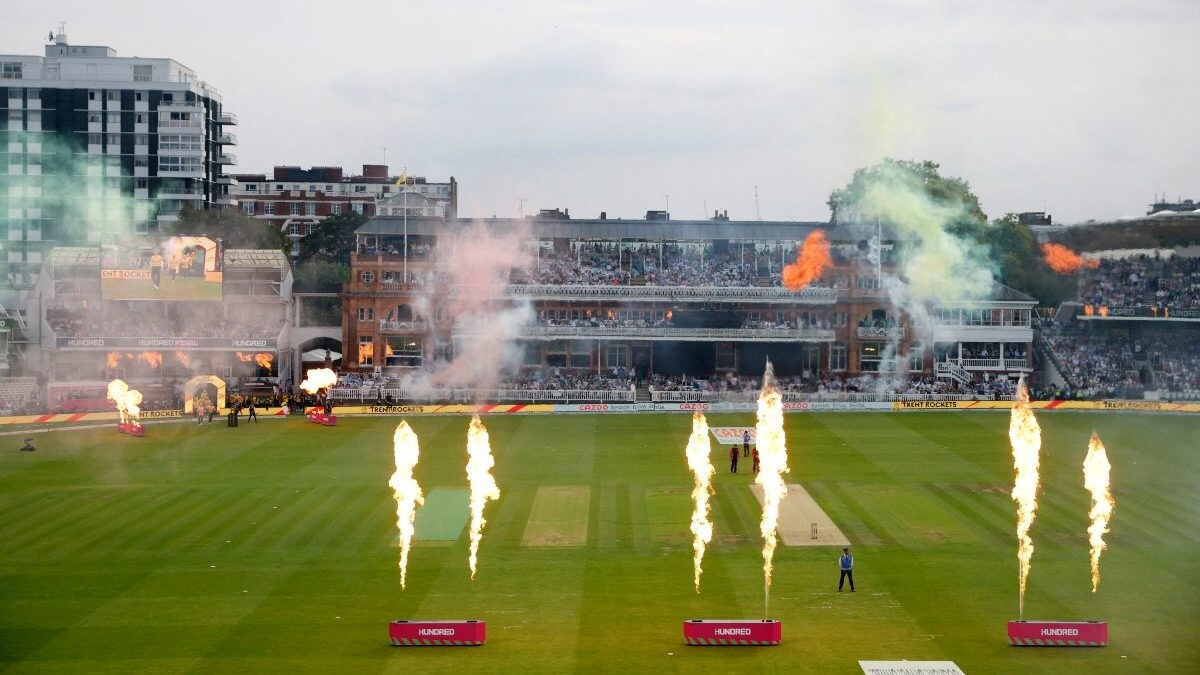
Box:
1083, 431, 1115, 592
300, 368, 338, 394
684, 412, 715, 592
389, 421, 425, 589
106, 378, 143, 425
755, 360, 789, 618
1009, 377, 1042, 618
465, 415, 500, 580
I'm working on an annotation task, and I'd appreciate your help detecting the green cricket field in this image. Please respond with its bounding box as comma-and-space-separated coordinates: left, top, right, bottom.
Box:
1, 411, 1197, 673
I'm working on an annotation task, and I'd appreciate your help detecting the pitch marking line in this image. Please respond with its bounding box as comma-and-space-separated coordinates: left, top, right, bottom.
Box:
521, 486, 590, 547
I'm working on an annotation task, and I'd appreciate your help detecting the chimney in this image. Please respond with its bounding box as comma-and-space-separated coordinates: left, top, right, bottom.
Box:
600, 211, 607, 220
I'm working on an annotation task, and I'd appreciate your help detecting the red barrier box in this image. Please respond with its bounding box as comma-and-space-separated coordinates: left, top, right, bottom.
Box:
305, 411, 337, 426
117, 422, 146, 437
1007, 620, 1107, 646
389, 620, 485, 646
683, 619, 781, 646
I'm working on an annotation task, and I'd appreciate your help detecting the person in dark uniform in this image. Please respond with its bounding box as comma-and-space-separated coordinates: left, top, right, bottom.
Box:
743, 430, 751, 457
323, 398, 333, 416
838, 547, 855, 592
729, 446, 739, 474
247, 400, 257, 422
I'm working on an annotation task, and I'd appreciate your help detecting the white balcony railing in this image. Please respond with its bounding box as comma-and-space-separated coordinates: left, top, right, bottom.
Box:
443, 283, 838, 304
378, 319, 428, 334
856, 325, 905, 340
502, 325, 836, 342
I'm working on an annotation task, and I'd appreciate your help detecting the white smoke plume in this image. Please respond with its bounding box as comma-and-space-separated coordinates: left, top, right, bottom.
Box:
403, 220, 534, 399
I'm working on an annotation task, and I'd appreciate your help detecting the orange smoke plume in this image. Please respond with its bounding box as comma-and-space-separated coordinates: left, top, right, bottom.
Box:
235, 352, 253, 362
1041, 243, 1099, 275
782, 230, 832, 291
107, 352, 121, 369
174, 351, 190, 368
254, 353, 274, 369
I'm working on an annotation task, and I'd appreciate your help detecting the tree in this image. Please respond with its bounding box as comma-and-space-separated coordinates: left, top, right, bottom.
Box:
827, 159, 987, 236
292, 259, 350, 292
986, 214, 1076, 307
827, 160, 1070, 305
297, 212, 366, 265
167, 204, 288, 251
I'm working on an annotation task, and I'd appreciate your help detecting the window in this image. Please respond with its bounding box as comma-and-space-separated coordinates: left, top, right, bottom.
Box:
263, 202, 275, 215
134, 134, 148, 146
157, 156, 202, 173
830, 344, 847, 372
306, 202, 316, 215
357, 307, 374, 321
360, 271, 375, 283
241, 200, 255, 215
351, 202, 365, 214
908, 345, 924, 372
133, 65, 152, 82
290, 202, 301, 215
135, 113, 144, 124
330, 203, 342, 215
354, 185, 366, 192
1, 62, 22, 79
89, 90, 98, 101
106, 133, 120, 146
106, 90, 118, 101
289, 223, 301, 236
358, 336, 374, 366
606, 344, 628, 368
87, 133, 101, 145
107, 112, 120, 125
134, 91, 144, 102
88, 112, 101, 124
135, 178, 148, 189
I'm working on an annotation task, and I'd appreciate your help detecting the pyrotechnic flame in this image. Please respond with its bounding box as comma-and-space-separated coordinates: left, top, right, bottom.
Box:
138, 351, 163, 368
1009, 377, 1042, 618
389, 421, 425, 589
755, 360, 789, 618
684, 412, 715, 592
106, 378, 143, 425
1083, 431, 1115, 593
254, 353, 274, 369
174, 351, 191, 368
106, 352, 121, 369
235, 352, 253, 362
1041, 243, 1099, 274
782, 230, 833, 290
300, 368, 338, 394
465, 415, 500, 580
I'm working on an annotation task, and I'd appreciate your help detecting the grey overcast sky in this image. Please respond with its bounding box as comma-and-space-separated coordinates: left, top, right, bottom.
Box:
5, 0, 1198, 223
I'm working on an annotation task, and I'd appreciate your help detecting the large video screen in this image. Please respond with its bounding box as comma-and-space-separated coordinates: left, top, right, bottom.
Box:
101, 236, 223, 301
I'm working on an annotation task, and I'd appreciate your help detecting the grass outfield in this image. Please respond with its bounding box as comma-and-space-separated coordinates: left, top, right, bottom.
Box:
0, 411, 1197, 673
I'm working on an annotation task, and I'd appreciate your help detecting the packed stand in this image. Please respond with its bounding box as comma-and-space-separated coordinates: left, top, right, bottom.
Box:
1040, 324, 1144, 399
526, 243, 787, 288
1078, 254, 1200, 312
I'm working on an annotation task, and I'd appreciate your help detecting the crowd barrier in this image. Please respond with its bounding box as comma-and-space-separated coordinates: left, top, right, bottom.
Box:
5, 398, 1199, 428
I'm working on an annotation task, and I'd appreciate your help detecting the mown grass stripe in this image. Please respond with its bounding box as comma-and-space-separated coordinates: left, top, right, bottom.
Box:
0, 486, 168, 555
805, 481, 883, 546
176, 487, 278, 552
270, 486, 349, 550
32, 488, 202, 559
628, 483, 651, 550
232, 486, 340, 552
822, 482, 899, 547
132, 488, 249, 556
303, 487, 379, 552
105, 488, 231, 558
614, 484, 633, 549
923, 482, 1010, 546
